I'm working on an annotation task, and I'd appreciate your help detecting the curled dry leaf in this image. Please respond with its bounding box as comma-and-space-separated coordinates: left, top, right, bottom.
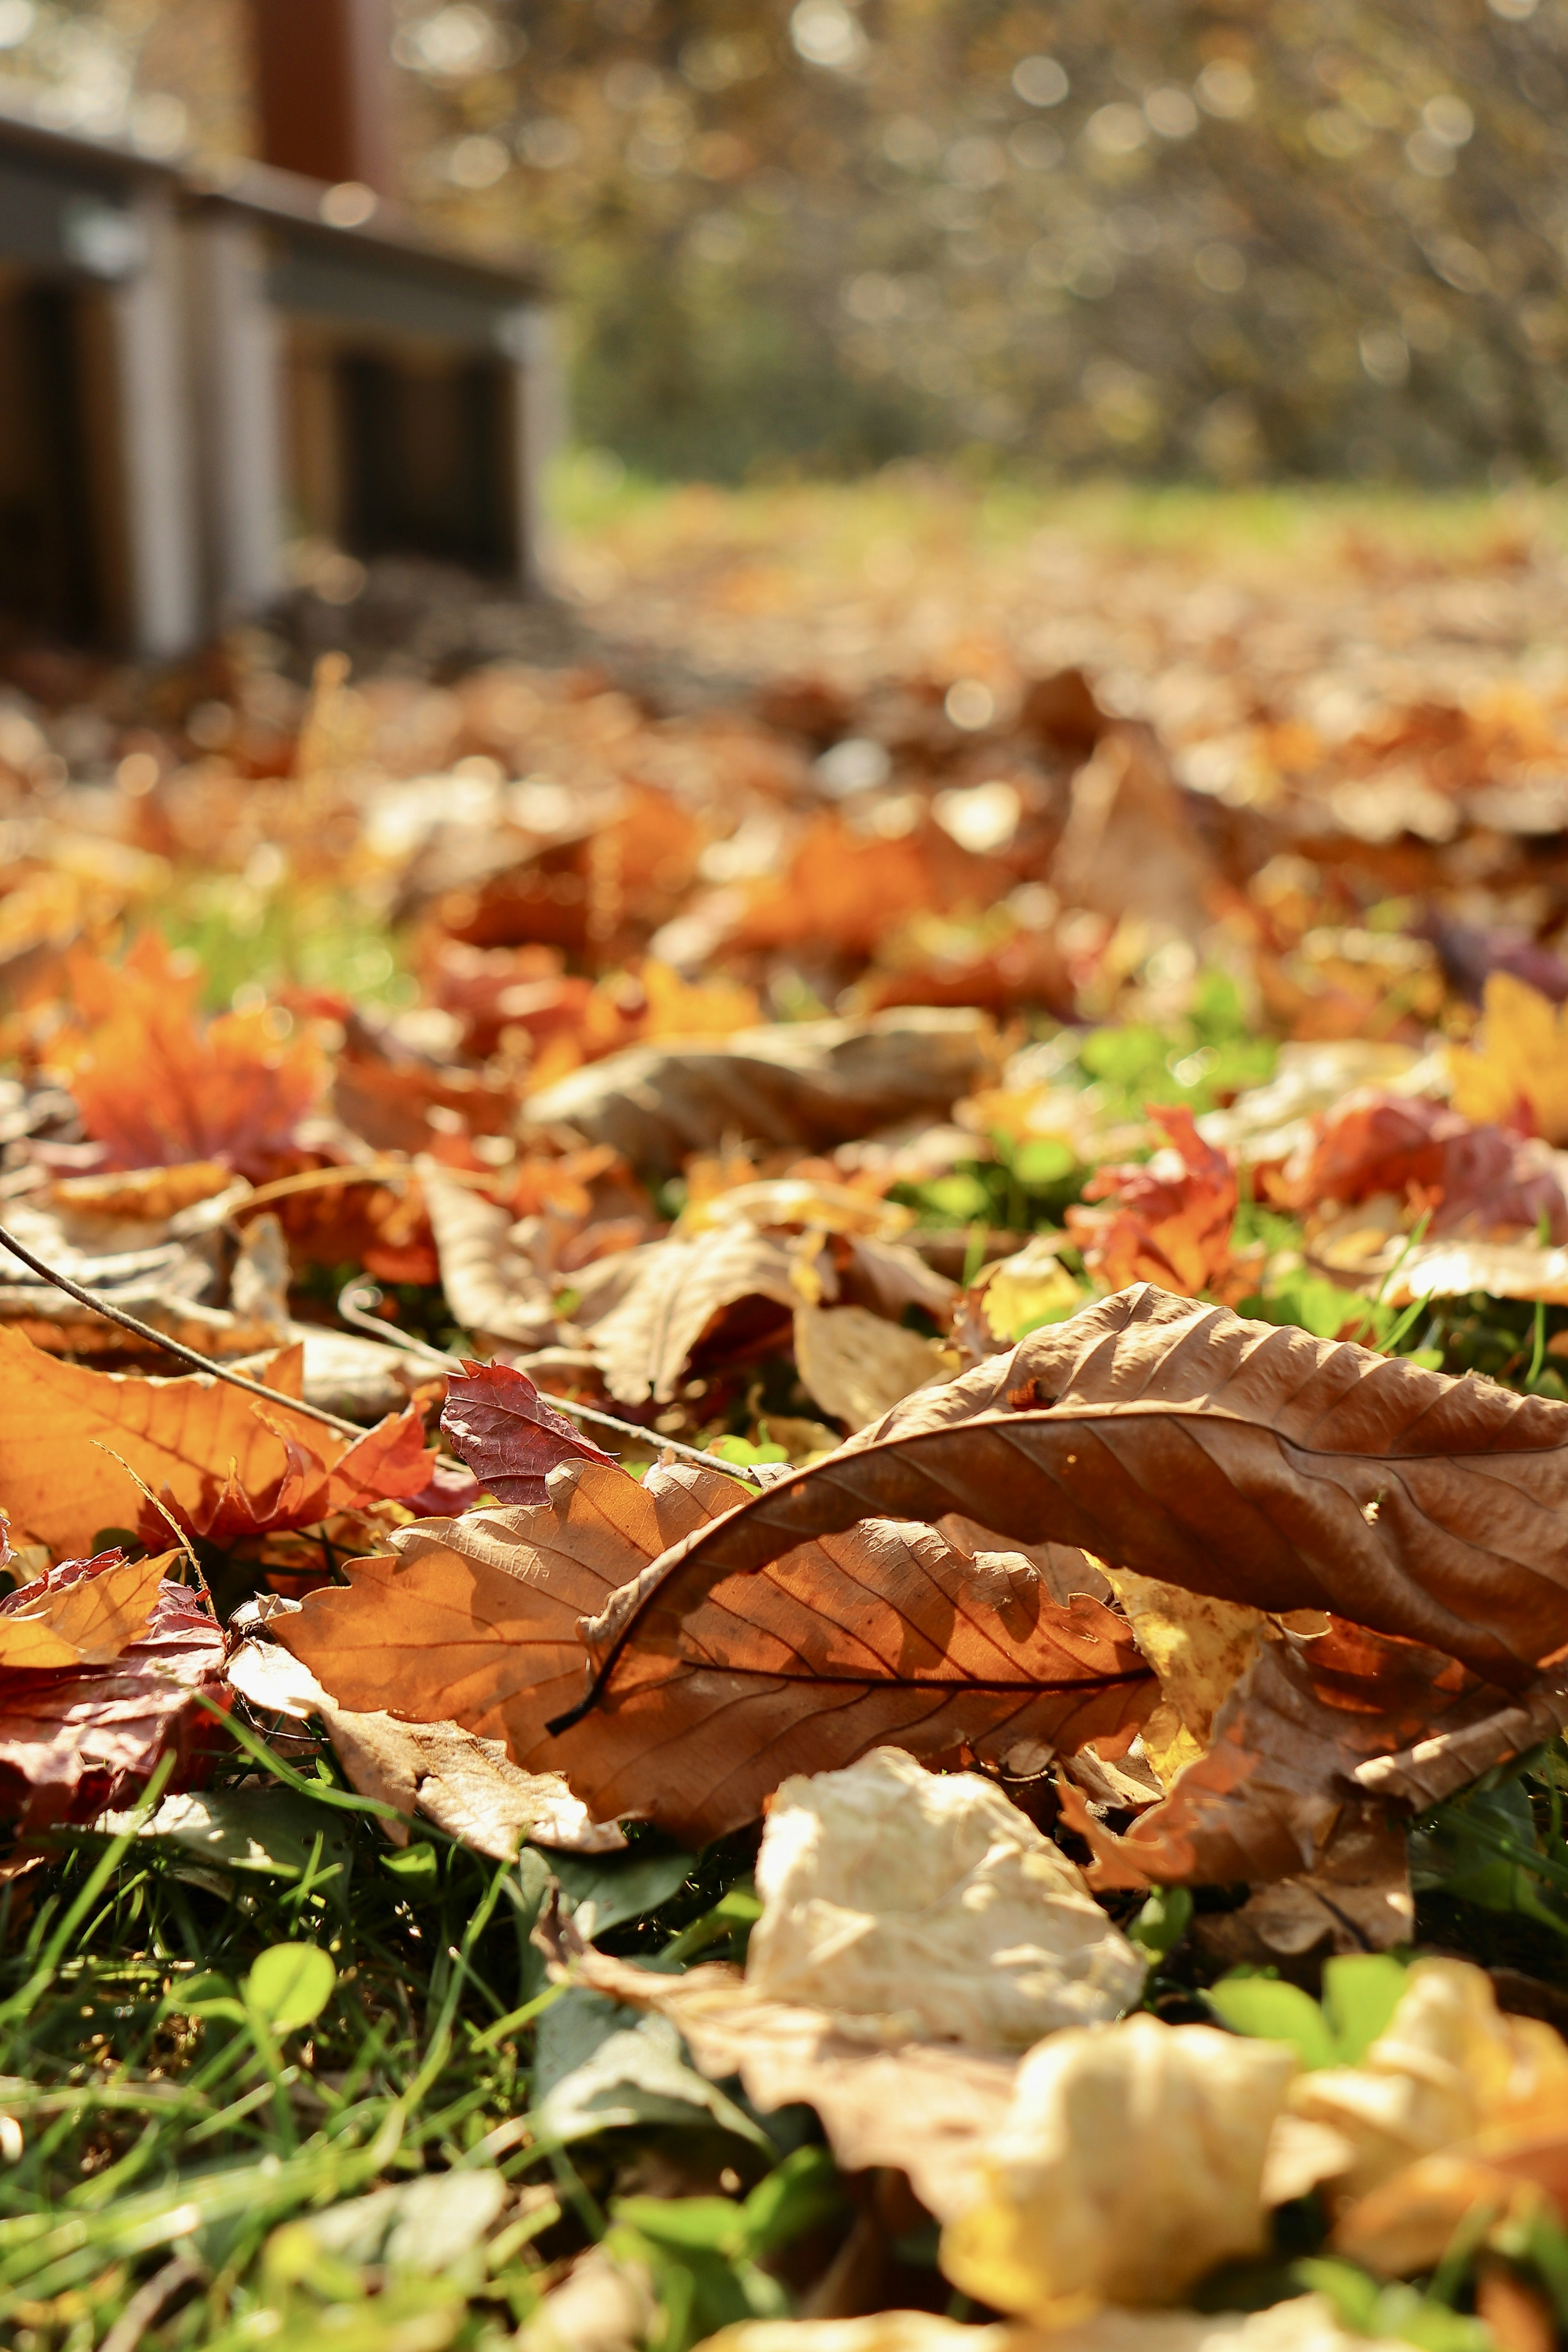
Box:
441, 1359, 617, 1505
1287, 1957, 1568, 2206
1053, 1617, 1544, 1896
225, 1634, 622, 1858
526, 1007, 998, 1180
793, 1303, 948, 1432
137, 1403, 435, 1549
1067, 1106, 1238, 1300
590, 1224, 804, 1403
0, 1549, 170, 1668
1334, 2089, 1568, 2278
745, 1748, 1145, 2045
0, 1557, 226, 1826
276, 1459, 1152, 1846
939, 2014, 1297, 2321
0, 1327, 433, 1557
582, 1285, 1568, 1698
421, 1165, 556, 1347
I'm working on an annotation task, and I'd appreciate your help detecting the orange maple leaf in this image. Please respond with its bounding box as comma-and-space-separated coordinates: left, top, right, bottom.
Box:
1068, 1104, 1237, 1297
51, 935, 326, 1178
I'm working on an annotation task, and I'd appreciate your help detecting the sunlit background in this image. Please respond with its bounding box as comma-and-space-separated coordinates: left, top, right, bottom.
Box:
0, 0, 1562, 484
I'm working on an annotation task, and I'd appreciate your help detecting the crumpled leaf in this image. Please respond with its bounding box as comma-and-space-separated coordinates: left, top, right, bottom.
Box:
744, 1748, 1145, 2045
421, 1164, 556, 1347
50, 934, 326, 1178
1054, 1618, 1541, 1898
792, 1302, 947, 1431
1067, 1106, 1238, 1299
1272, 1087, 1568, 1240
225, 1630, 623, 1857
582, 1285, 1568, 1696
695, 2302, 1410, 2352
276, 1459, 1153, 1846
938, 2014, 1298, 2320
441, 1359, 617, 1505
0, 1560, 226, 1826
137, 1401, 436, 1548
1449, 971, 1568, 1145
527, 1007, 998, 1180
589, 1225, 806, 1404
0, 1548, 170, 1668
1287, 1957, 1568, 2206
0, 1327, 432, 1557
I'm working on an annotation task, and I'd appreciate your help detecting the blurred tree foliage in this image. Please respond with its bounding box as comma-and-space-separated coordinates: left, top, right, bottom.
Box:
11, 0, 1568, 481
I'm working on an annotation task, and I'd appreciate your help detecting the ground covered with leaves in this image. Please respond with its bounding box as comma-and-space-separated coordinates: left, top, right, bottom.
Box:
4, 487, 1568, 2350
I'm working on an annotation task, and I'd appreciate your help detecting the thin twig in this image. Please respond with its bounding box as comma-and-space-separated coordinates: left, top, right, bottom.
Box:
0, 1217, 363, 1440
337, 1278, 767, 1483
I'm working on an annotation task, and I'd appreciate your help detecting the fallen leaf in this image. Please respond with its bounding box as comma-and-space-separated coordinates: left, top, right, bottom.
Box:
1272, 1089, 1568, 1240
441, 1359, 617, 1505
1100, 1568, 1266, 1786
50, 935, 326, 1178
1053, 1618, 1536, 1894
0, 1548, 171, 1668
276, 1459, 1155, 1845
421, 1165, 556, 1347
1193, 1811, 1415, 1965
938, 2014, 1297, 2320
1375, 1235, 1568, 1310
792, 1303, 947, 1432
583, 1285, 1568, 1695
1288, 1957, 1568, 2205
1334, 2089, 1568, 2277
694, 2301, 1410, 2352
1051, 725, 1217, 944
745, 1749, 1145, 2046
225, 1634, 623, 1857
962, 1238, 1086, 1356
0, 1325, 433, 1558
589, 1225, 805, 1404
0, 1560, 226, 1826
527, 1008, 998, 1180
1449, 971, 1568, 1144
1067, 1106, 1238, 1299
722, 812, 1013, 961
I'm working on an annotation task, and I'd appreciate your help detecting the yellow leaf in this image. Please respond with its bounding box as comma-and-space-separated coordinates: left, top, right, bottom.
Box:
0, 1552, 175, 1668
1448, 971, 1568, 1144
1103, 1569, 1267, 1789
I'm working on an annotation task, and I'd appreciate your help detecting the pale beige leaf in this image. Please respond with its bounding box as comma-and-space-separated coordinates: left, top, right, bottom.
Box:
1287, 1956, 1568, 2204
939, 2016, 1298, 2321
519, 2250, 657, 2352
1377, 1234, 1568, 1308
748, 1748, 1144, 2046
697, 2300, 1411, 2352
421, 1163, 556, 1345
793, 1303, 947, 1432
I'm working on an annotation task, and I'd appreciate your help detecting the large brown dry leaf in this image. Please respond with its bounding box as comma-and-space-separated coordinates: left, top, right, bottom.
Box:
1053, 1618, 1539, 1894
583, 1285, 1568, 1697
0, 1560, 226, 1826
939, 2014, 1297, 2321
0, 1328, 432, 1557
590, 1225, 804, 1403
526, 1008, 998, 1179
0, 1549, 172, 1668
421, 1165, 556, 1346
225, 1635, 622, 1857
277, 1460, 1152, 1845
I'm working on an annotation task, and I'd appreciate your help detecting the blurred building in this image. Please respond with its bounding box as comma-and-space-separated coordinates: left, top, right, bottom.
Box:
0, 0, 551, 656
